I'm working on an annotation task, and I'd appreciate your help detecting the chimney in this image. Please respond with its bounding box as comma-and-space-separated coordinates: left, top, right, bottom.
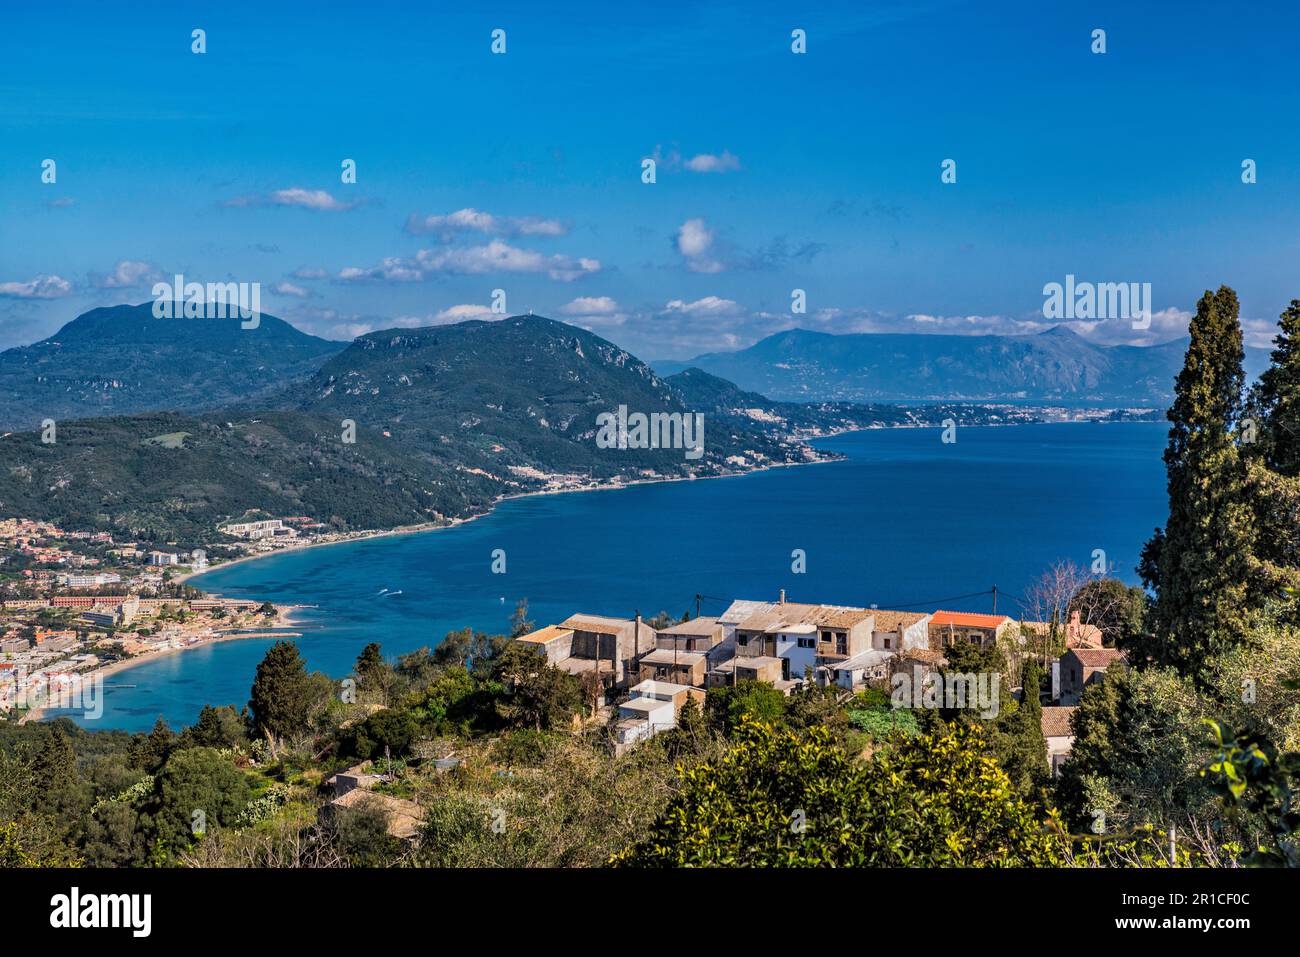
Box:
778, 589, 785, 605
1068, 609, 1081, 641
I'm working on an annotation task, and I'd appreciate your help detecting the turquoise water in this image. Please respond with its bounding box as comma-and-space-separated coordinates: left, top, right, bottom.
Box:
68, 423, 1168, 731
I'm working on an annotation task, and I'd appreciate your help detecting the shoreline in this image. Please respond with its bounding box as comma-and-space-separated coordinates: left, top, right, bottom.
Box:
182, 416, 1161, 593
180, 447, 846, 591
20, 624, 303, 724
18, 604, 305, 724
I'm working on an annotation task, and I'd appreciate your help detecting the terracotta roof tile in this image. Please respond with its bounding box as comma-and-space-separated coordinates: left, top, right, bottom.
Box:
1041, 706, 1077, 738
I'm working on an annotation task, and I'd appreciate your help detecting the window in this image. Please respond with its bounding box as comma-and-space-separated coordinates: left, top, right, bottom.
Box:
836, 637, 847, 655
883, 637, 892, 649
738, 634, 749, 646
797, 636, 815, 649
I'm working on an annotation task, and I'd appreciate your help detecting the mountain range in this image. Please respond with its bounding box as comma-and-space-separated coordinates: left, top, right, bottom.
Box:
0, 305, 1172, 541
654, 326, 1271, 405
0, 309, 884, 541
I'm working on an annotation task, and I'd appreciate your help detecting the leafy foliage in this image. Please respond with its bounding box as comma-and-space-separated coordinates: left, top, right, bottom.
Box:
615, 718, 1067, 867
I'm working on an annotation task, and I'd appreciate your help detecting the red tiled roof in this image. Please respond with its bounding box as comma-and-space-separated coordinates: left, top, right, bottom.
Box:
930, 610, 1012, 629
1041, 706, 1077, 738
1071, 648, 1125, 668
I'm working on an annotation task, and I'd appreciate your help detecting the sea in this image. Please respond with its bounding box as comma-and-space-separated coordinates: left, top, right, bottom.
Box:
59, 422, 1168, 731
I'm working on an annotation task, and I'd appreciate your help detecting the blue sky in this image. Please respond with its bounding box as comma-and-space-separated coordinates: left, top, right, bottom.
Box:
2, 0, 1298, 357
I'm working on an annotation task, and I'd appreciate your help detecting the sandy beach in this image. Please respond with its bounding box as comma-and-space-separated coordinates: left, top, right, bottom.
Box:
18, 607, 305, 724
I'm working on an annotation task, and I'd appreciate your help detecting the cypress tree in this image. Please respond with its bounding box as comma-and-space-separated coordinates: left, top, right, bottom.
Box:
249, 640, 312, 753
34, 726, 77, 794
1245, 299, 1300, 605
1252, 299, 1300, 476
1145, 286, 1257, 676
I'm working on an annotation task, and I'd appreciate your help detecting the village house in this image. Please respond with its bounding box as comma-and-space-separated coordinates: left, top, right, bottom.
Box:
515, 614, 656, 693
1041, 706, 1078, 776
614, 679, 704, 751
928, 610, 1015, 649
822, 649, 894, 690
319, 762, 422, 842
1058, 647, 1125, 705
640, 616, 727, 686
869, 609, 933, 652
729, 592, 876, 681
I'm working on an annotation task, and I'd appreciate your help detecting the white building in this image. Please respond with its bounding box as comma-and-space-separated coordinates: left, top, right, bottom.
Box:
824, 649, 894, 690
613, 680, 699, 748
221, 519, 287, 540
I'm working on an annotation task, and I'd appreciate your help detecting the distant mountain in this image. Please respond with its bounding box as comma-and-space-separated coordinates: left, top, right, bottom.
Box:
0, 315, 1164, 540
0, 317, 840, 539
275, 315, 819, 481
655, 326, 1273, 405
0, 302, 344, 429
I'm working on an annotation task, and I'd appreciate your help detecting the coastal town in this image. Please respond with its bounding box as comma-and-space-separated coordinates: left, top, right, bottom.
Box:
0, 517, 313, 720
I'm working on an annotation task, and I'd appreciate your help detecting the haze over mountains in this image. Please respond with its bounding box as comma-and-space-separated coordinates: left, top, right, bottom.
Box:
654, 326, 1271, 405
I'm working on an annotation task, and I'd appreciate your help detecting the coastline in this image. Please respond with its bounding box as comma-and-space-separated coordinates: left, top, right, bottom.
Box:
180, 416, 1156, 592
181, 448, 845, 590
19, 607, 304, 724
24, 454, 844, 726
21, 629, 303, 724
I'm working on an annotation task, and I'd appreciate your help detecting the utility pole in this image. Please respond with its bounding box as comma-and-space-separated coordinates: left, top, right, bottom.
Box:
991, 585, 998, 615
695, 593, 701, 619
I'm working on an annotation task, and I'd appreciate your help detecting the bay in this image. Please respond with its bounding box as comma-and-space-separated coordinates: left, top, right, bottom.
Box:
69, 422, 1168, 731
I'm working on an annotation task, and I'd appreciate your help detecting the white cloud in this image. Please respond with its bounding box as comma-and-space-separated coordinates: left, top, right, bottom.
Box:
662, 296, 744, 318
683, 150, 741, 173
272, 281, 311, 298
338, 240, 601, 284
405, 208, 567, 239
0, 275, 73, 299
291, 266, 328, 280
93, 260, 164, 289
225, 188, 358, 212
559, 296, 620, 316
651, 146, 742, 175
557, 296, 627, 328
391, 304, 499, 328
337, 258, 424, 283
676, 218, 723, 273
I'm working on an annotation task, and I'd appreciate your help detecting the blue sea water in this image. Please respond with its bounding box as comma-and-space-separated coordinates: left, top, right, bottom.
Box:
67, 423, 1168, 731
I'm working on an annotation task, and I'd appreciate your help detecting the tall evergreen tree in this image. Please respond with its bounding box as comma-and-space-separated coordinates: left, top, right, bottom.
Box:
249, 640, 313, 753
33, 726, 77, 794
1244, 299, 1300, 606
1145, 286, 1257, 676
354, 642, 385, 686
1251, 299, 1300, 476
